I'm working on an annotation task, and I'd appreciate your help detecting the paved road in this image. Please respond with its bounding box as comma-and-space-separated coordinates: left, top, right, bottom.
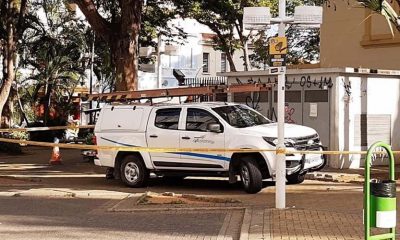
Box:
1, 146, 399, 240
0, 197, 243, 240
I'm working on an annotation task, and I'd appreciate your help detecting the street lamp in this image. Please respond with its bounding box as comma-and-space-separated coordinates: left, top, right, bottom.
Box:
243, 4, 322, 209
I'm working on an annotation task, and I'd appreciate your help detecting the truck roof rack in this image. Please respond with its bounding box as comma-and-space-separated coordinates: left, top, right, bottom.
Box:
82, 83, 273, 102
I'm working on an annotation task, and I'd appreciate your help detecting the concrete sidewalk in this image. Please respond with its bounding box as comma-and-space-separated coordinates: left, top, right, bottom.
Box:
240, 189, 400, 240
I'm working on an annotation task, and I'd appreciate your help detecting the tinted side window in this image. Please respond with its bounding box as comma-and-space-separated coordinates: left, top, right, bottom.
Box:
186, 108, 219, 132
155, 108, 181, 130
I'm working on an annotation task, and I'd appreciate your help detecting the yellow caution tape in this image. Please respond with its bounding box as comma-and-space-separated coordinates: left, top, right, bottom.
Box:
276, 148, 286, 155
0, 137, 397, 155
0, 137, 275, 153
0, 125, 95, 132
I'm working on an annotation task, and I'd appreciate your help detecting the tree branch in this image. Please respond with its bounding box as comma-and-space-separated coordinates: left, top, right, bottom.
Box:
72, 0, 112, 42
16, 0, 27, 38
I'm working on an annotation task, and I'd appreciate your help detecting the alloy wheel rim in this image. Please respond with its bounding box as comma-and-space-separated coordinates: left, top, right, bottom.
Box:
241, 165, 250, 187
124, 162, 140, 183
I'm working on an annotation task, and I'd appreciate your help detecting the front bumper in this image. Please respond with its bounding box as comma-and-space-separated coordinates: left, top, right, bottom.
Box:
286, 146, 326, 175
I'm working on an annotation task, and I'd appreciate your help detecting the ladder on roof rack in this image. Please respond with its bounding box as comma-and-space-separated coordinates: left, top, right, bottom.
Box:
82, 83, 273, 102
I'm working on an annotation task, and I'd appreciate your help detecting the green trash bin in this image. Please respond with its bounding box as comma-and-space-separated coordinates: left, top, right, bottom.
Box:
369, 180, 397, 228
364, 142, 396, 240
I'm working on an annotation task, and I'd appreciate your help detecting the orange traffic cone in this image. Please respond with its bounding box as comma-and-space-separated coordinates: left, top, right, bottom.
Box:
49, 138, 62, 165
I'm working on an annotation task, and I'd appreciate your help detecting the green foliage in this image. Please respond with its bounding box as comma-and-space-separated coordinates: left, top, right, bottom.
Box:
357, 0, 400, 34
18, 0, 88, 123
248, 0, 323, 68
10, 130, 29, 140
174, 0, 323, 70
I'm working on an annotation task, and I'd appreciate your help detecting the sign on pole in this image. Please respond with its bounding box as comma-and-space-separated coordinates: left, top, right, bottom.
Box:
269, 37, 287, 67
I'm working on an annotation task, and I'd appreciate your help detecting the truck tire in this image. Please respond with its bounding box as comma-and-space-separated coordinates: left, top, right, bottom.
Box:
240, 157, 263, 194
287, 172, 305, 184
120, 155, 149, 188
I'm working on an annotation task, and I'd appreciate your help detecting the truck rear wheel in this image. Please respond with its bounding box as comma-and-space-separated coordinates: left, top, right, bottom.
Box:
240, 157, 263, 194
120, 155, 149, 187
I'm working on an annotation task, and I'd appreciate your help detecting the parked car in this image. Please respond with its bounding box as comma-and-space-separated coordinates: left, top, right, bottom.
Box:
94, 102, 326, 193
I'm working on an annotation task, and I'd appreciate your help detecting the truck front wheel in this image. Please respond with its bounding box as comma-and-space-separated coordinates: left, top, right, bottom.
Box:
240, 157, 263, 194
120, 155, 149, 188
286, 172, 306, 184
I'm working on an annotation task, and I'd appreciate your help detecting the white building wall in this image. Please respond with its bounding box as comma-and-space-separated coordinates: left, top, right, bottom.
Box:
333, 75, 400, 168
222, 69, 400, 169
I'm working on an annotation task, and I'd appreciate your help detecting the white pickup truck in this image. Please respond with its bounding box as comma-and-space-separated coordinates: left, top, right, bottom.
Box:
94, 102, 325, 193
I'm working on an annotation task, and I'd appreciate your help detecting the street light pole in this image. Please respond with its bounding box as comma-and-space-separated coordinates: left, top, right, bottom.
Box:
243, 3, 322, 210
275, 0, 287, 209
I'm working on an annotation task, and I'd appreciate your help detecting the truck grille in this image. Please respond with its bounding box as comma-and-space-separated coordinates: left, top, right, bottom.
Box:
291, 134, 321, 150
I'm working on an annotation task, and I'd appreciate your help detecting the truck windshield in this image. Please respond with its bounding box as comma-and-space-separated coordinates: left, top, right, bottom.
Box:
212, 105, 272, 128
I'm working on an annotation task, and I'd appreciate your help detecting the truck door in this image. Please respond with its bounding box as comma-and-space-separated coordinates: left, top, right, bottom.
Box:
179, 108, 227, 170
146, 108, 182, 168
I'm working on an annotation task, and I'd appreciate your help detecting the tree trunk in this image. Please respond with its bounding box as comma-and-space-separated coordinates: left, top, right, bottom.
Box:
43, 81, 53, 126
112, 35, 139, 91
242, 40, 251, 71
235, 21, 251, 72
74, 0, 142, 91
0, 17, 16, 126
226, 53, 236, 72
1, 42, 7, 80
15, 83, 28, 125
2, 91, 13, 128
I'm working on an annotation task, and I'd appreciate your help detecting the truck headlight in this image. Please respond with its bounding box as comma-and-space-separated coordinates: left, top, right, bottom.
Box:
263, 137, 295, 147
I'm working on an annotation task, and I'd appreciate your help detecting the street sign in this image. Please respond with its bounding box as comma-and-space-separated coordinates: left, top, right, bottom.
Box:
269, 37, 288, 55
269, 37, 287, 67
271, 54, 286, 67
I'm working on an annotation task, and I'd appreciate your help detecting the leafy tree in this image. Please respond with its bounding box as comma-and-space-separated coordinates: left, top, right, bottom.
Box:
175, 0, 322, 71
71, 0, 143, 91
248, 0, 323, 68
19, 0, 87, 125
72, 0, 184, 91
175, 0, 278, 71
0, 0, 28, 127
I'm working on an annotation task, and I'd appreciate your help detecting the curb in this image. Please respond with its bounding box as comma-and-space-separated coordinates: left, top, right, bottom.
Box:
305, 172, 336, 181
305, 172, 364, 183
108, 205, 246, 212
0, 188, 132, 200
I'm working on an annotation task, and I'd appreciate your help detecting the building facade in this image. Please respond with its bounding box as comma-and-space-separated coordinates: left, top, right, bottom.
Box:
222, 68, 400, 168
138, 18, 250, 90
320, 0, 400, 69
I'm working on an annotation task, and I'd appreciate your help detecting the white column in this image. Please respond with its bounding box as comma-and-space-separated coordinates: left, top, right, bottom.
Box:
275, 0, 286, 209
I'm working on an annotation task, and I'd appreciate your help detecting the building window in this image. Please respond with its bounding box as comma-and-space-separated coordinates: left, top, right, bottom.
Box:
221, 53, 227, 73
203, 53, 209, 73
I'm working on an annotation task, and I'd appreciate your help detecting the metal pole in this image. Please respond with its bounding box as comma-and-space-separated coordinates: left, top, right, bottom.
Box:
89, 33, 95, 124
275, 0, 286, 209
157, 35, 162, 89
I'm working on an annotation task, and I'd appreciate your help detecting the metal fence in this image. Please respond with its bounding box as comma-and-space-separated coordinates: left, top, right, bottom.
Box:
185, 76, 227, 87
184, 77, 228, 102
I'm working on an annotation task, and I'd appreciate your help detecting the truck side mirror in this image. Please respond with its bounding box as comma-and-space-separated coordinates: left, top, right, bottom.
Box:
207, 123, 222, 133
